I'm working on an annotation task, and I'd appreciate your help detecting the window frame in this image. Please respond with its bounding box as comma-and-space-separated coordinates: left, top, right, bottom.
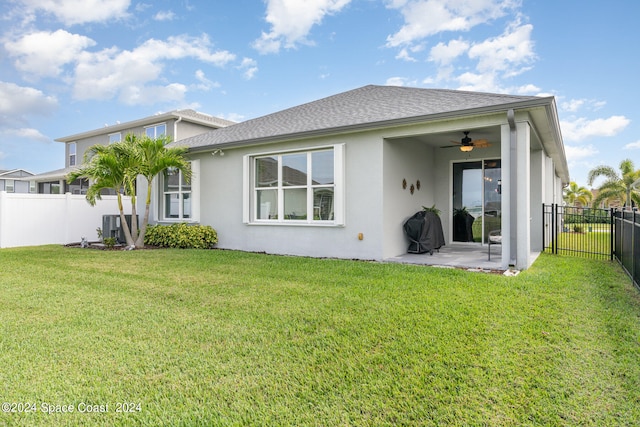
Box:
157, 160, 200, 222
5, 180, 14, 193
145, 123, 167, 139
244, 144, 345, 226
68, 142, 76, 166
109, 132, 121, 144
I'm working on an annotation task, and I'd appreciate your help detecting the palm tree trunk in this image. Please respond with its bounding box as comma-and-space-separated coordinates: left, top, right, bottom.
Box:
134, 182, 153, 248
117, 193, 136, 247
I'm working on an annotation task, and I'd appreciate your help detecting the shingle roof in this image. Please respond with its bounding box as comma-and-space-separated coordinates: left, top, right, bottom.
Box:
174, 85, 543, 151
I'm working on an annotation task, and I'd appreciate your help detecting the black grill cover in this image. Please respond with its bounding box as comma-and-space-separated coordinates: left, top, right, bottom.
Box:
403, 211, 445, 254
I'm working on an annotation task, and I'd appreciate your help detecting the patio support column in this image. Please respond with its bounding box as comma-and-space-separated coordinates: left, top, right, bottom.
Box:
515, 121, 531, 269
502, 113, 532, 270
501, 120, 513, 269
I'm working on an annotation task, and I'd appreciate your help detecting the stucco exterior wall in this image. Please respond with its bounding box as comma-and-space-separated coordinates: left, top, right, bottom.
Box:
192, 131, 386, 260
381, 139, 435, 258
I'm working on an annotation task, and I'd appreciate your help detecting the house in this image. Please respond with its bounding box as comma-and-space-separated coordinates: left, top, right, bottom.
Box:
32, 109, 235, 194
150, 85, 569, 270
0, 169, 35, 193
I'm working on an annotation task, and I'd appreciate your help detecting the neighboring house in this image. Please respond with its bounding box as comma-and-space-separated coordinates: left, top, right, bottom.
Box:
0, 169, 35, 193
152, 85, 569, 270
32, 109, 235, 194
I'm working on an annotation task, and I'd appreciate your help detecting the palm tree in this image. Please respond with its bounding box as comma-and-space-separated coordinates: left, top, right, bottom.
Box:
587, 159, 640, 209
68, 141, 138, 247
563, 181, 592, 207
129, 133, 191, 248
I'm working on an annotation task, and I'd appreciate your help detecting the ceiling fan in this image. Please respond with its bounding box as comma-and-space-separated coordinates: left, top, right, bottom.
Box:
441, 131, 491, 152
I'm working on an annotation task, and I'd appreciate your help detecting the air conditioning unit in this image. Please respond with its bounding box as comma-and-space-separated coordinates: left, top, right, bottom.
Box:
102, 215, 137, 244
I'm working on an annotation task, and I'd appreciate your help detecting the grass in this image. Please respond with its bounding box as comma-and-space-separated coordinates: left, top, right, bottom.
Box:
1, 246, 639, 426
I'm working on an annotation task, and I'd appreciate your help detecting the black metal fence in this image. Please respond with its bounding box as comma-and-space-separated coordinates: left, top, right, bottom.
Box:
613, 209, 640, 290
543, 204, 640, 290
543, 204, 613, 260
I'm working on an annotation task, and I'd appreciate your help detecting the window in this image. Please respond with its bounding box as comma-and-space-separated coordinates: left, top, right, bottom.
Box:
5, 180, 14, 193
38, 181, 61, 194
68, 142, 76, 166
162, 166, 191, 220
247, 145, 344, 225
29, 181, 36, 193
145, 123, 166, 139
65, 178, 90, 195
109, 133, 121, 144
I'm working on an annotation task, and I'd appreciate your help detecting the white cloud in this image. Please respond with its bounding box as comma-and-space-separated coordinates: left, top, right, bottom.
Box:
253, 0, 352, 54
19, 0, 130, 25
4, 29, 96, 78
119, 83, 187, 106
193, 70, 220, 91
467, 21, 535, 75
154, 10, 175, 21
238, 57, 258, 80
72, 34, 236, 104
4, 127, 50, 142
564, 144, 598, 161
561, 116, 630, 141
428, 38, 470, 65
0, 81, 58, 117
396, 48, 417, 62
560, 98, 606, 113
385, 0, 517, 47
624, 140, 640, 150
385, 77, 418, 86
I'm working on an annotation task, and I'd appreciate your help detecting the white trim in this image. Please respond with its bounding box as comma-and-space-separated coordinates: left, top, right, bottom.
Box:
108, 132, 121, 144
247, 144, 344, 226
158, 159, 199, 222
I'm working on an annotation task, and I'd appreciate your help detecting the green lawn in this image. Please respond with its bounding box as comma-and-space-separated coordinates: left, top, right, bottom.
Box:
1, 246, 639, 426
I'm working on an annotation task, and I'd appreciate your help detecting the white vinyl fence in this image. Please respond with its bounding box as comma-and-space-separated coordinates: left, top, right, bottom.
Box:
0, 191, 132, 248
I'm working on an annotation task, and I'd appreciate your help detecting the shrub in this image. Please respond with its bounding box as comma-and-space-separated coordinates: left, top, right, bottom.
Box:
103, 237, 117, 249
144, 223, 218, 249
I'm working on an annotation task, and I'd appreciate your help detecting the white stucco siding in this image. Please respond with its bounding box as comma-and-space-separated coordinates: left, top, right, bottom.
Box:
381, 139, 435, 258
194, 132, 386, 260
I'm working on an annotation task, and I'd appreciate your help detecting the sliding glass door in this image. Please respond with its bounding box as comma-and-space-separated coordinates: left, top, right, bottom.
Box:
452, 159, 501, 243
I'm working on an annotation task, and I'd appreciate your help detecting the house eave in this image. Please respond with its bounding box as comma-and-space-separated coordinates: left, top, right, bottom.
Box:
186, 97, 561, 154
55, 110, 234, 143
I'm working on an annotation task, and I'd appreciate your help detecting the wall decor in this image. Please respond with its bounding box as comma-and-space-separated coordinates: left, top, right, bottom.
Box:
416, 180, 421, 190
402, 178, 407, 189
410, 184, 415, 195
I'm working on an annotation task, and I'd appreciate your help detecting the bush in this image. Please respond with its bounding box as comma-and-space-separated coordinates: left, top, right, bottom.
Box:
144, 223, 218, 249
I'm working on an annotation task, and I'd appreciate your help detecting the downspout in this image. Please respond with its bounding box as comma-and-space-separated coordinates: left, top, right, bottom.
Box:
507, 109, 517, 266
174, 116, 183, 142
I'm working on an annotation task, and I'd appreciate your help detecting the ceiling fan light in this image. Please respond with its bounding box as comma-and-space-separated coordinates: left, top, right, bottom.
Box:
459, 145, 473, 152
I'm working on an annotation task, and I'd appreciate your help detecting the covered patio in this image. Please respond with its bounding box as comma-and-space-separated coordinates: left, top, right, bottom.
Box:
385, 243, 507, 271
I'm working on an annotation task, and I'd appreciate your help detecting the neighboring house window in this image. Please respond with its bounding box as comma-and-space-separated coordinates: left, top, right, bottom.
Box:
145, 123, 166, 139
69, 142, 77, 166
38, 181, 62, 194
245, 145, 344, 225
160, 160, 199, 221
5, 180, 14, 193
65, 178, 90, 195
29, 181, 36, 193
109, 133, 121, 144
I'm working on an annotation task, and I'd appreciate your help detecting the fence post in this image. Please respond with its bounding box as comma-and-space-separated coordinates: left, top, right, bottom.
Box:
610, 208, 614, 261
542, 203, 546, 251
553, 203, 558, 254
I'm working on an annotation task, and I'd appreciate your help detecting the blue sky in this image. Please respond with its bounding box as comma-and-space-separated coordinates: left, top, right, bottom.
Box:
0, 0, 637, 187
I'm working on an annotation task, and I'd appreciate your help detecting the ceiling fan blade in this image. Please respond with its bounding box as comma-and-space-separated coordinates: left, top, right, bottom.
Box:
440, 144, 461, 148
472, 139, 491, 148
